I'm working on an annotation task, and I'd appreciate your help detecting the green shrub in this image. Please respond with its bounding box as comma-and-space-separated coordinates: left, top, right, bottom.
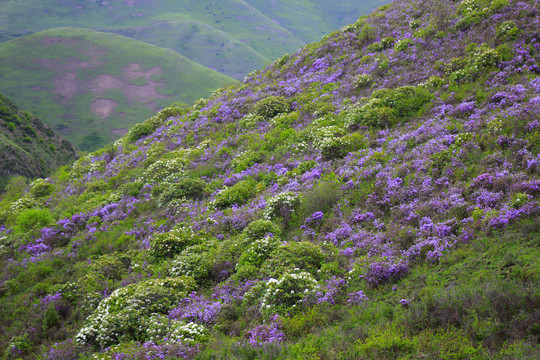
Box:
346, 98, 397, 129
261, 241, 325, 278
157, 178, 206, 206
126, 121, 154, 143
394, 38, 413, 52
42, 303, 60, 332
213, 178, 257, 209
237, 235, 281, 270
253, 96, 291, 119
149, 225, 207, 260
242, 219, 282, 242
28, 178, 54, 198
319, 136, 351, 161
7, 122, 15, 131
15, 208, 52, 233
170, 241, 218, 284
497, 20, 519, 40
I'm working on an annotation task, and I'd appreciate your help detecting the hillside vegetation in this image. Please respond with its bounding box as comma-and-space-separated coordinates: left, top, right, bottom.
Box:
0, 0, 539, 359
0, 93, 78, 192
0, 28, 235, 151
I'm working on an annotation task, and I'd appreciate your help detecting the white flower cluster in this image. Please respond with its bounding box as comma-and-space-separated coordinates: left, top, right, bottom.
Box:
260, 271, 319, 312
9, 196, 38, 212
142, 158, 185, 183
76, 277, 196, 348
144, 314, 207, 343
263, 192, 300, 220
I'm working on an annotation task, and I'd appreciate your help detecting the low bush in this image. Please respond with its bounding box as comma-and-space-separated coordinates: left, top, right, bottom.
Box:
213, 178, 257, 209
253, 96, 291, 119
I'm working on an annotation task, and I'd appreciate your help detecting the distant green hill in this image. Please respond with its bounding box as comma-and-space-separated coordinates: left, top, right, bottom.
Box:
0, 0, 389, 78
106, 20, 270, 79
0, 92, 78, 191
0, 27, 236, 151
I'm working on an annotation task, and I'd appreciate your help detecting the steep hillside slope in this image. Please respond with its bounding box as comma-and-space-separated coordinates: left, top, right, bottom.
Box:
0, 93, 78, 192
0, 27, 235, 151
0, 0, 539, 359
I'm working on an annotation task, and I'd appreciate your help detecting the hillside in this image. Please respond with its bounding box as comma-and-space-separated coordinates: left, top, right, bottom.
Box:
0, 0, 539, 359
0, 93, 78, 192
0, 27, 236, 151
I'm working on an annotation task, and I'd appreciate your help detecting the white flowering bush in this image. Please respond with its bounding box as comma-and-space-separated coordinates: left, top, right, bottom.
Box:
149, 225, 206, 260
76, 277, 196, 348
142, 158, 185, 183
260, 271, 319, 315
170, 242, 218, 283
263, 192, 300, 221
145, 315, 208, 343
28, 178, 54, 198
237, 235, 280, 269
239, 113, 264, 129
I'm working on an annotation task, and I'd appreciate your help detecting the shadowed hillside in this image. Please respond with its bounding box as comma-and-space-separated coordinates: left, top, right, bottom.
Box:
0, 93, 78, 192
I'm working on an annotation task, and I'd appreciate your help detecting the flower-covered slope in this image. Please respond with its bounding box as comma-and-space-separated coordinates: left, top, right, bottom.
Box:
0, 0, 539, 359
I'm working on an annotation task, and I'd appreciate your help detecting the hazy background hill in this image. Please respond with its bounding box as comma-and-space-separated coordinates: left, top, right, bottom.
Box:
0, 93, 78, 191
0, 0, 388, 78
0, 28, 235, 150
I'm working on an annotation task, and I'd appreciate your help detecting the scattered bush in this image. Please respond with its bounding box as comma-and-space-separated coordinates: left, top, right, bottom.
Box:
28, 178, 54, 198
15, 208, 52, 233
149, 226, 208, 260
263, 191, 300, 222
157, 178, 206, 206
260, 271, 319, 315
253, 96, 291, 119
261, 241, 325, 277
213, 178, 257, 209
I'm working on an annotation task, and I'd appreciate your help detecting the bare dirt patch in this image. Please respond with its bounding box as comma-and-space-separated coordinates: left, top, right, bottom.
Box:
54, 72, 80, 100
90, 63, 167, 102
91, 98, 118, 119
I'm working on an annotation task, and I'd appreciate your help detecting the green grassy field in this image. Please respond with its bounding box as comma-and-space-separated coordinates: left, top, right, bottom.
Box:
0, 27, 236, 151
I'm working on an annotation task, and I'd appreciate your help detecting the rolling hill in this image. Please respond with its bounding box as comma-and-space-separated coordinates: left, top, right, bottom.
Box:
0, 27, 236, 151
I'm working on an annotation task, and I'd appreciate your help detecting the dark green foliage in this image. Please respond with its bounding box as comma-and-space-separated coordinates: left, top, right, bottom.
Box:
42, 303, 60, 332
254, 96, 291, 119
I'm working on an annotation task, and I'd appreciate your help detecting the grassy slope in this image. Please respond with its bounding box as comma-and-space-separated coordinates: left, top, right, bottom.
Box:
0, 0, 539, 359
0, 93, 78, 191
0, 27, 235, 151
105, 20, 270, 80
